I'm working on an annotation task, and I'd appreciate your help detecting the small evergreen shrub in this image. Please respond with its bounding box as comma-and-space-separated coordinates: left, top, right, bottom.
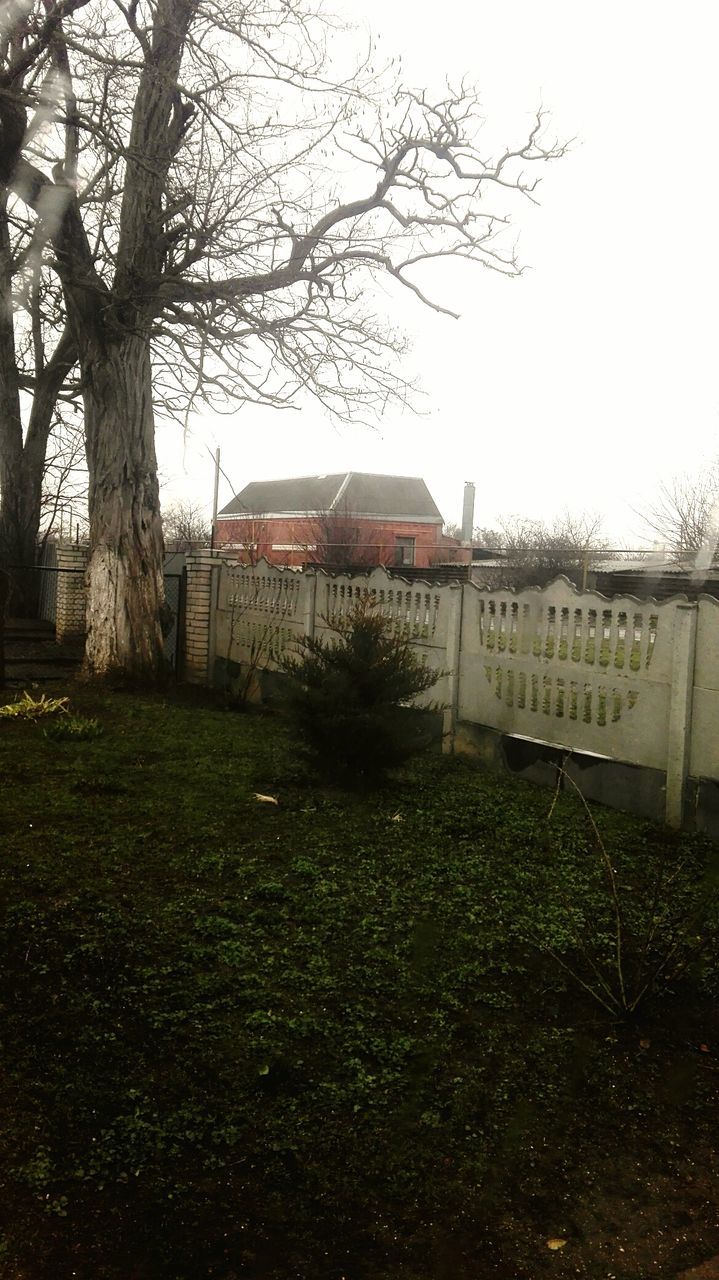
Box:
279, 601, 443, 781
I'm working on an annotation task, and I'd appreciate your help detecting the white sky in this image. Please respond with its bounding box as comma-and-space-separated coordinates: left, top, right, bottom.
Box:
156, 0, 719, 546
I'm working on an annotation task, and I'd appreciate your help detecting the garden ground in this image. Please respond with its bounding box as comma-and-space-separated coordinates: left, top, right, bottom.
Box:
1, 685, 719, 1279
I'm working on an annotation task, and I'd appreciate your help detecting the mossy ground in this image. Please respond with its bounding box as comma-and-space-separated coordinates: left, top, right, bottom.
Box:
1, 685, 718, 1278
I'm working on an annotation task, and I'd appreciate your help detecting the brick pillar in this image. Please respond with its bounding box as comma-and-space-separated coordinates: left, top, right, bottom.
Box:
184, 550, 221, 684
56, 543, 89, 641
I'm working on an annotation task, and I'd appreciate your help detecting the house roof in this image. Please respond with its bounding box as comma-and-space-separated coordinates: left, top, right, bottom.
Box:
594, 558, 719, 576
592, 558, 680, 573
218, 472, 443, 521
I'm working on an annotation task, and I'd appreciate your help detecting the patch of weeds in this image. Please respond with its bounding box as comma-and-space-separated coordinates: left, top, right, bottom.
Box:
0, 690, 69, 719
44, 714, 103, 742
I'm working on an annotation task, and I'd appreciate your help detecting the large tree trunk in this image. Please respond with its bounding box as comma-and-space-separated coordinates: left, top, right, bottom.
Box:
0, 364, 74, 617
0, 477, 41, 617
0, 327, 42, 614
4, 0, 194, 678
82, 333, 166, 679
0, 188, 76, 616
0, 565, 8, 688
0, 197, 38, 615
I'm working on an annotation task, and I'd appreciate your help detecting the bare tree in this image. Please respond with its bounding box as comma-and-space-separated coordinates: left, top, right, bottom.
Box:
479, 512, 606, 589
637, 464, 719, 563
38, 412, 88, 545
0, 0, 565, 679
472, 526, 504, 550
309, 507, 379, 570
0, 0, 88, 606
162, 499, 210, 551
0, 237, 77, 609
213, 513, 267, 566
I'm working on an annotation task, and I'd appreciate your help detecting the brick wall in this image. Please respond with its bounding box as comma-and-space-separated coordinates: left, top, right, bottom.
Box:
214, 515, 444, 567
56, 543, 90, 641
184, 550, 222, 683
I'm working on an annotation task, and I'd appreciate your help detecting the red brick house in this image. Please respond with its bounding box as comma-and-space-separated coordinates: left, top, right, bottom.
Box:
215, 472, 452, 568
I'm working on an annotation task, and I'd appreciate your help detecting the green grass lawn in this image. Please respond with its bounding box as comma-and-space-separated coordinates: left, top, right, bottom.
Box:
2, 687, 719, 1279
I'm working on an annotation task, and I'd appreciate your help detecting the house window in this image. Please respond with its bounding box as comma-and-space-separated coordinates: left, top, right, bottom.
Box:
394, 537, 416, 566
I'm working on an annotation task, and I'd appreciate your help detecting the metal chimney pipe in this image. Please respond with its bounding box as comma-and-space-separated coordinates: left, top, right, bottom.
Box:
461, 481, 475, 543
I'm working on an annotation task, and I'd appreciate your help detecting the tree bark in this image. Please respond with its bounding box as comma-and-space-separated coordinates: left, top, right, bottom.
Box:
0, 198, 37, 615
0, 186, 76, 616
0, 565, 8, 688
0, 476, 41, 617
82, 332, 165, 679
54, 0, 194, 680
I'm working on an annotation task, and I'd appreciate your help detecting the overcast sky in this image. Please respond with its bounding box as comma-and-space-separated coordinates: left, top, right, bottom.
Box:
156, 0, 719, 546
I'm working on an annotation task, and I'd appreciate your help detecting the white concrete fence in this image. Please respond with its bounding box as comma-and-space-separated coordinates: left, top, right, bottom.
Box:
184, 552, 719, 829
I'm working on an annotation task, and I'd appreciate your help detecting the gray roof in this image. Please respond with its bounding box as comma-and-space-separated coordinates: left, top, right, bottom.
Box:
593, 558, 679, 573
594, 558, 719, 575
218, 472, 443, 520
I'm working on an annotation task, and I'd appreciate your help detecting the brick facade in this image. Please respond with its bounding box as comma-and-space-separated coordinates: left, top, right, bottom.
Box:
215, 514, 449, 568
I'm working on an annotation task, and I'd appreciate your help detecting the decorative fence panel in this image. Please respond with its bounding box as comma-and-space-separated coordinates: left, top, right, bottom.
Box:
214, 560, 314, 672
313, 567, 453, 709
193, 555, 719, 827
214, 561, 452, 708
457, 578, 682, 773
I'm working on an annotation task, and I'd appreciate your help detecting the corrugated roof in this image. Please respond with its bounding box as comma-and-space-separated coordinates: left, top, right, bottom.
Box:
592, 558, 680, 573
218, 472, 443, 520
594, 559, 719, 576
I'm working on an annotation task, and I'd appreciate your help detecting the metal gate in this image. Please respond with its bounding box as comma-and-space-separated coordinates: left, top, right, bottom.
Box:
163, 571, 186, 672
2, 549, 186, 675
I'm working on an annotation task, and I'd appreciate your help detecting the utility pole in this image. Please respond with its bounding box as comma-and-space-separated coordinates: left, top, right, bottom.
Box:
211, 448, 220, 550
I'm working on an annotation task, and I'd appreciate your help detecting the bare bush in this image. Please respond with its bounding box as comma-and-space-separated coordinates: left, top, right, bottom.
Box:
637, 464, 719, 563
478, 513, 606, 589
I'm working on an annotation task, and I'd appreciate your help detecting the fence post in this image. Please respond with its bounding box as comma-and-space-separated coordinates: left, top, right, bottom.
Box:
184, 549, 219, 685
665, 601, 698, 827
303, 570, 317, 643
56, 542, 90, 641
206, 563, 221, 686
442, 582, 464, 752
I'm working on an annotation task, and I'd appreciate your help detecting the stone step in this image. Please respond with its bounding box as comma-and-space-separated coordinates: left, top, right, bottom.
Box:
4, 655, 81, 666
